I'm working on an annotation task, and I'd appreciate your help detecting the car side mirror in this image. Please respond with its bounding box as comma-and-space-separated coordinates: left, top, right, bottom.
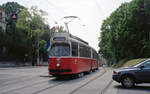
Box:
140, 65, 144, 69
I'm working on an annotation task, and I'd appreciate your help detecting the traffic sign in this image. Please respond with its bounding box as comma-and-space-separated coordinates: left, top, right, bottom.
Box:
11, 14, 17, 20
46, 41, 50, 52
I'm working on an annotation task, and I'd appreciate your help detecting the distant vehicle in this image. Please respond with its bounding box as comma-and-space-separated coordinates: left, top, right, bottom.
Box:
48, 32, 99, 78
113, 59, 150, 88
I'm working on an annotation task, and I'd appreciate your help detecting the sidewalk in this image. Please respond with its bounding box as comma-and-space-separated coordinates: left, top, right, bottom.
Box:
0, 61, 49, 68
0, 62, 31, 68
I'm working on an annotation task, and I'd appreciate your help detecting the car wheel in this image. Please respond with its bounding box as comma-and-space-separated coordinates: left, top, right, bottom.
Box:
121, 76, 135, 88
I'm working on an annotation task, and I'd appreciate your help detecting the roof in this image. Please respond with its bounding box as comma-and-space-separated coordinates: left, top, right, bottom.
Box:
0, 8, 4, 12
51, 32, 89, 45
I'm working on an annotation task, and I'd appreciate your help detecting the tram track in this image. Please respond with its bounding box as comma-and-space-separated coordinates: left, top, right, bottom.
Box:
99, 68, 113, 94
0, 71, 49, 87
0, 75, 43, 88
1, 67, 107, 94
100, 80, 113, 94
32, 81, 67, 94
67, 67, 113, 94
1, 75, 70, 94
1, 76, 69, 94
1, 80, 50, 94
31, 67, 106, 94
0, 68, 48, 87
68, 67, 106, 94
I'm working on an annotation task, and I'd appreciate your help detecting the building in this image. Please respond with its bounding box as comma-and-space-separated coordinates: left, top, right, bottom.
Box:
0, 8, 6, 31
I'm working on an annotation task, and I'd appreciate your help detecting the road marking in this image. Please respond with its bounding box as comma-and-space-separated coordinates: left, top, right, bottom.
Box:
32, 81, 66, 94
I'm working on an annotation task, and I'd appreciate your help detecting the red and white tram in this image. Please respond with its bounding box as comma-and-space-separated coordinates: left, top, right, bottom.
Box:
48, 32, 99, 77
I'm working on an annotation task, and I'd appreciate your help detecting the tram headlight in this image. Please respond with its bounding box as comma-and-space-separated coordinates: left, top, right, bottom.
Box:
56, 63, 60, 67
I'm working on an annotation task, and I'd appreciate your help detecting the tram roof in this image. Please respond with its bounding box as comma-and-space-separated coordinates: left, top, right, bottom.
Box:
51, 32, 98, 53
51, 32, 89, 45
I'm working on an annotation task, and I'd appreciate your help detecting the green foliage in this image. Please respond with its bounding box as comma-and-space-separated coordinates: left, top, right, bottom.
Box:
16, 8, 32, 33
16, 6, 50, 62
99, 0, 150, 65
1, 2, 24, 19
0, 2, 50, 62
39, 40, 46, 54
0, 2, 25, 61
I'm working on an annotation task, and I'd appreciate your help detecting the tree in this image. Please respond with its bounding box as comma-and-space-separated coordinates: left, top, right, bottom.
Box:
99, 0, 150, 64
16, 6, 50, 65
0, 2, 51, 63
0, 2, 25, 61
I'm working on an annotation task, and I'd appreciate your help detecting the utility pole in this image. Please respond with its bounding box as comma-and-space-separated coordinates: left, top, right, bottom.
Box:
144, 1, 150, 57
113, 47, 116, 65
106, 25, 116, 65
37, 31, 40, 66
144, 0, 150, 57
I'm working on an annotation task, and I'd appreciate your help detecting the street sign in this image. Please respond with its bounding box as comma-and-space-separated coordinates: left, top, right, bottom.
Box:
11, 14, 17, 20
46, 41, 50, 52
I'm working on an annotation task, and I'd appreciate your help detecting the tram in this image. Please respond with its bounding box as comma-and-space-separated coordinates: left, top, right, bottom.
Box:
48, 32, 99, 77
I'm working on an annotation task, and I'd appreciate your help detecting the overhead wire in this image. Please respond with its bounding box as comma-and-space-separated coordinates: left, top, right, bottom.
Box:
46, 0, 66, 15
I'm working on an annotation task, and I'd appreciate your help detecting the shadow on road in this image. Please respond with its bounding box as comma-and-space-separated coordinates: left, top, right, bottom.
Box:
48, 69, 101, 82
114, 84, 150, 91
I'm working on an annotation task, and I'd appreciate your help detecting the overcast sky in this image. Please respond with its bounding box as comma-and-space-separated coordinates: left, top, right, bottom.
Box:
0, 0, 132, 51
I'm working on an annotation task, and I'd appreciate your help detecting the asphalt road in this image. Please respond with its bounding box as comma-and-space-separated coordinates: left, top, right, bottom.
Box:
0, 66, 149, 94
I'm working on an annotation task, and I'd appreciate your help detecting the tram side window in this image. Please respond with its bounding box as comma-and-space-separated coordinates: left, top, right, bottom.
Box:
79, 44, 84, 57
95, 53, 98, 60
72, 42, 78, 56
79, 44, 91, 58
93, 50, 98, 60
86, 47, 91, 58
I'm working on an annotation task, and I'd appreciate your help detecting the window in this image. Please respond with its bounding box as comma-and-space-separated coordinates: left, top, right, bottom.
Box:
79, 44, 91, 58
86, 47, 91, 58
71, 42, 78, 56
144, 61, 150, 69
93, 50, 98, 60
49, 43, 70, 56
79, 44, 84, 57
53, 37, 66, 41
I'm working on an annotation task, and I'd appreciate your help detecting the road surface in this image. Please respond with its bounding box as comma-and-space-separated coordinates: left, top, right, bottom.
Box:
0, 66, 149, 94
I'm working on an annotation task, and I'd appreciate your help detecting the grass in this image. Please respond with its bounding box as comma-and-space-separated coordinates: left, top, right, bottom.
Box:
122, 58, 147, 67
113, 58, 148, 68
113, 59, 128, 68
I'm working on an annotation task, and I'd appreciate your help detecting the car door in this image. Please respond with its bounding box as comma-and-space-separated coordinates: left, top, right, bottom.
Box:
142, 61, 150, 82
136, 60, 150, 82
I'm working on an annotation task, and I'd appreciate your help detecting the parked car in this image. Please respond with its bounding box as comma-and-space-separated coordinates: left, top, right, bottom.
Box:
113, 59, 150, 88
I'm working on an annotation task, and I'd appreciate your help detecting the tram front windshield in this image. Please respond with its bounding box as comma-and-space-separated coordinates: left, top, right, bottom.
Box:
50, 43, 70, 56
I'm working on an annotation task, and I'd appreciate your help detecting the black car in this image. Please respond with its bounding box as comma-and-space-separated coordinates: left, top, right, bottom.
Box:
113, 59, 150, 88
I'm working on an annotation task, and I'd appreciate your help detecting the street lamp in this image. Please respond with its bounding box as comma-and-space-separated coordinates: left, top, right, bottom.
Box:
37, 31, 40, 66
106, 25, 116, 65
144, 0, 150, 57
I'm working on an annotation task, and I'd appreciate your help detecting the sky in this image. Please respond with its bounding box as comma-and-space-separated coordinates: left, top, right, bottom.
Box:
0, 0, 132, 51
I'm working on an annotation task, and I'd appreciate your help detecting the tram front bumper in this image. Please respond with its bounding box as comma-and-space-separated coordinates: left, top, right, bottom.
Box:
49, 69, 72, 75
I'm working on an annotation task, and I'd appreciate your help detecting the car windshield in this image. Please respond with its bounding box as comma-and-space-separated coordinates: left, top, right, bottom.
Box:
49, 43, 70, 56
133, 61, 145, 68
